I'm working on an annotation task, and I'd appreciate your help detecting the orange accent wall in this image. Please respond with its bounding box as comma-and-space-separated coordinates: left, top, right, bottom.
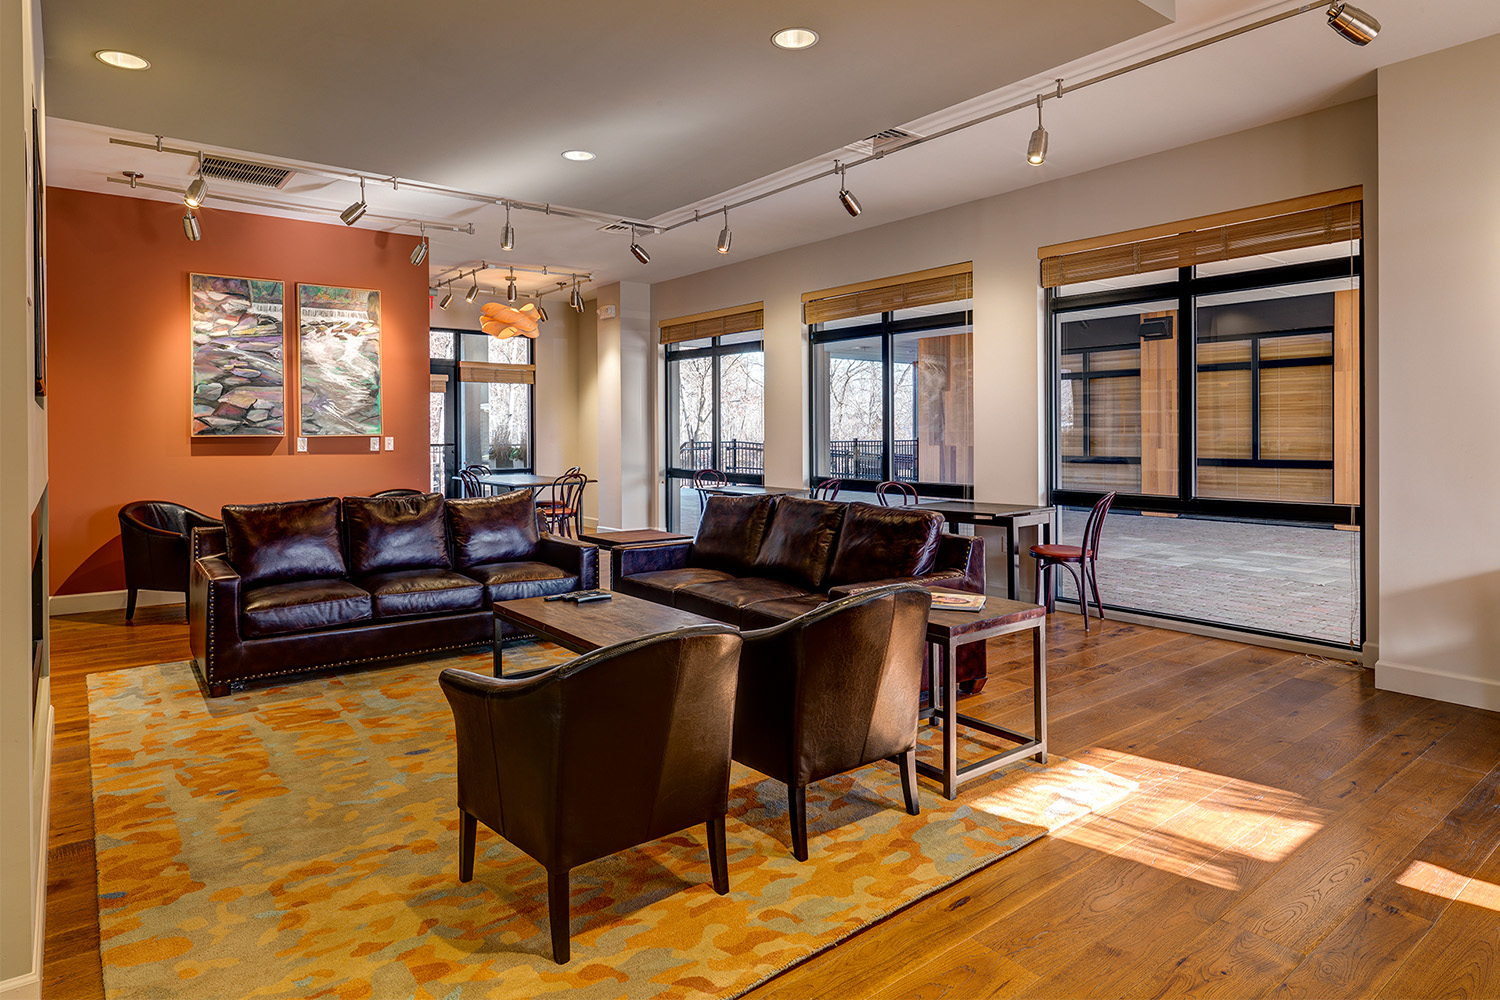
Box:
45, 188, 430, 595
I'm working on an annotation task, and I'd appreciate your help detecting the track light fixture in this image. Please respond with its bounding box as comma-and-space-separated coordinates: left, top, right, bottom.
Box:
629, 227, 651, 264
536, 301, 549, 323
1326, 1, 1379, 44
570, 278, 585, 313
183, 166, 207, 209
182, 209, 201, 241
340, 177, 368, 225
465, 273, 479, 304
717, 206, 732, 254
410, 224, 428, 266
500, 201, 515, 252
439, 283, 453, 310
1027, 96, 1048, 165
835, 161, 861, 217
506, 272, 517, 302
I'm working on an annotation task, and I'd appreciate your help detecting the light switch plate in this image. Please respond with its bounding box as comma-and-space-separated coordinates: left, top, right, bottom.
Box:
384, 436, 395, 451
296, 437, 307, 453
370, 437, 380, 451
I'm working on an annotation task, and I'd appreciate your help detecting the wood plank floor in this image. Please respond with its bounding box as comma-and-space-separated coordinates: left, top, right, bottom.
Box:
41, 607, 1500, 999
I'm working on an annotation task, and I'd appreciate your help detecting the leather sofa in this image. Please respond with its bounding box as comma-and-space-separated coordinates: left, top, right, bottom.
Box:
613, 494, 988, 688
189, 490, 597, 697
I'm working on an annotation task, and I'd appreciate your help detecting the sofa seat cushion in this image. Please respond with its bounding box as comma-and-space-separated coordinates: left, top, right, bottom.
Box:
446, 490, 540, 570
360, 569, 486, 620
752, 497, 846, 591
826, 503, 945, 587
343, 493, 451, 574
223, 496, 347, 586
739, 594, 831, 631
688, 494, 776, 575
676, 577, 813, 626
615, 567, 736, 604
464, 561, 579, 605
241, 579, 373, 639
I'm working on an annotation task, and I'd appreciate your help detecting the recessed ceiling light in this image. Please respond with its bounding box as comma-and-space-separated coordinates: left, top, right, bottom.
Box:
561, 150, 596, 161
771, 28, 818, 50
94, 49, 150, 70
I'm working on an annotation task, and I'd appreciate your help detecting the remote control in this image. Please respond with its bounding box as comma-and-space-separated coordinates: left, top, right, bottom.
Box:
574, 591, 612, 603
543, 593, 568, 602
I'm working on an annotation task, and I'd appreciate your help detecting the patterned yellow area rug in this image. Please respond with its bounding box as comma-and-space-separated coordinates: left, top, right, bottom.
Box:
89, 646, 1135, 999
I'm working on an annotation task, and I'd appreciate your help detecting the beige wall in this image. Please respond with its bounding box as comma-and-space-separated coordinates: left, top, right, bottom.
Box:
1374, 31, 1500, 710
649, 98, 1377, 528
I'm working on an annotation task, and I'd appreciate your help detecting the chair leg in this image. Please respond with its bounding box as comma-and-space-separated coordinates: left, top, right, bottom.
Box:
458, 810, 476, 883
125, 587, 138, 622
894, 748, 920, 815
547, 867, 571, 964
789, 784, 810, 862
707, 817, 730, 895
1060, 562, 1089, 632
1087, 557, 1103, 621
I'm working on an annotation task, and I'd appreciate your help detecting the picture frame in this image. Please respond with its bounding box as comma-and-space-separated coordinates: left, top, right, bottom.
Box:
297, 284, 382, 436
190, 274, 287, 436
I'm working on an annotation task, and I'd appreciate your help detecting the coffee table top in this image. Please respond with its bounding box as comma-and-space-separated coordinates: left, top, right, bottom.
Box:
575, 528, 691, 548
494, 592, 721, 653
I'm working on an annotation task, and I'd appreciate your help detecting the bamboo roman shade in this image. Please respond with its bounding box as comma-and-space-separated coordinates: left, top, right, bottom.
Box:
1041, 197, 1362, 289
659, 304, 764, 346
803, 263, 973, 325
429, 373, 448, 393
457, 362, 535, 384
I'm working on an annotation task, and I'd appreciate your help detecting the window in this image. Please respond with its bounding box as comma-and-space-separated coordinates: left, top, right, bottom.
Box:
429, 329, 534, 495
806, 267, 973, 496
662, 306, 765, 532
1045, 193, 1363, 647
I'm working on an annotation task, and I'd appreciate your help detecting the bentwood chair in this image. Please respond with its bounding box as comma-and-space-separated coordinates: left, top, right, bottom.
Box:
810, 479, 842, 501
692, 469, 727, 513
876, 480, 919, 506
372, 488, 424, 498
440, 624, 744, 963
118, 501, 223, 621
733, 584, 933, 861
1031, 491, 1116, 632
537, 470, 587, 538
458, 464, 492, 498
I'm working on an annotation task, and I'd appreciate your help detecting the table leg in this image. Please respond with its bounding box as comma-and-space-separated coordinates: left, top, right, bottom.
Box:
942, 639, 959, 800
1006, 521, 1020, 600
1033, 624, 1048, 764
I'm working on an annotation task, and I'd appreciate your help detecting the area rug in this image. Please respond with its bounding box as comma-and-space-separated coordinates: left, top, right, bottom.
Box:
88, 646, 1135, 1000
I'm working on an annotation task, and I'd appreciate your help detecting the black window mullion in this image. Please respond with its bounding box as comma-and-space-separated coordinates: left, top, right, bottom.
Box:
881, 315, 894, 483
1250, 337, 1262, 461
1177, 267, 1194, 502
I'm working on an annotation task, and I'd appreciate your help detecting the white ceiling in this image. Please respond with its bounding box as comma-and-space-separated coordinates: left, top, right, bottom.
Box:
40, 0, 1500, 301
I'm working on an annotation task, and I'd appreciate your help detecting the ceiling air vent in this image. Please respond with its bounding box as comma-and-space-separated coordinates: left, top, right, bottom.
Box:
845, 128, 920, 158
597, 221, 659, 234
198, 155, 293, 189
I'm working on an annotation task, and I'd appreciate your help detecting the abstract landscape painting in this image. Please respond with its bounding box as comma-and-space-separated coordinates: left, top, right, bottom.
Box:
297, 284, 381, 436
190, 274, 285, 436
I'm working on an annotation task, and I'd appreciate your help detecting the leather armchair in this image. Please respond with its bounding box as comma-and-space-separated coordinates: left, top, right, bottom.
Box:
439, 623, 743, 964
118, 500, 222, 620
733, 583, 933, 861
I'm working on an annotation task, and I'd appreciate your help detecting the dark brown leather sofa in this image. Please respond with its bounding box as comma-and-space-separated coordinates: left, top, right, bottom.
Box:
189, 490, 596, 697
614, 494, 988, 688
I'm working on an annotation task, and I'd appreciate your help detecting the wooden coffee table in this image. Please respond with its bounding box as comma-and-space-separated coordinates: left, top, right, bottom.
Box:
492, 592, 719, 676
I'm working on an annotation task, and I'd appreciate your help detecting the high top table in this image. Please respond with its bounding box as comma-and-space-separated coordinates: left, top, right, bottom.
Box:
454, 472, 598, 496
915, 499, 1056, 600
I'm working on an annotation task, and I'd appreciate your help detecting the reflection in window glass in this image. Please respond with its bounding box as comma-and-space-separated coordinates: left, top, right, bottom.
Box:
461, 381, 530, 470
813, 336, 885, 480
893, 327, 973, 484
718, 352, 764, 475
668, 356, 713, 472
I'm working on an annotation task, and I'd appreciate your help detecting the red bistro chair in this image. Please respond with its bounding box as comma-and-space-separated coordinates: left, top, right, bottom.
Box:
811, 479, 842, 501
1031, 492, 1115, 632
692, 469, 728, 513
876, 480, 919, 506
538, 470, 587, 539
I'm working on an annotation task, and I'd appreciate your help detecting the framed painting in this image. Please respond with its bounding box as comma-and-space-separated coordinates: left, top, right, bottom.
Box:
297, 284, 382, 436
190, 274, 286, 436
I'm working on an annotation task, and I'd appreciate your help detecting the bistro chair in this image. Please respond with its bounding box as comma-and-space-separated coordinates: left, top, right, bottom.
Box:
1031, 491, 1116, 632
811, 479, 842, 501
372, 488, 424, 498
876, 480, 919, 506
440, 624, 743, 964
692, 468, 728, 513
538, 470, 587, 538
458, 464, 492, 498
118, 501, 223, 621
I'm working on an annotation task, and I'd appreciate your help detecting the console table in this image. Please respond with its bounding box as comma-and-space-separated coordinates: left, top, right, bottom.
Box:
915, 500, 1056, 600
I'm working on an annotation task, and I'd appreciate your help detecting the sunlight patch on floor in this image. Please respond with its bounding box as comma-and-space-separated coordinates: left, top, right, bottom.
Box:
1398, 860, 1500, 912
1052, 748, 1328, 889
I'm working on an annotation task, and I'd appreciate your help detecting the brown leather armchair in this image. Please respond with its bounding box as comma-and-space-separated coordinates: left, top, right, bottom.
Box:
118, 500, 222, 620
439, 624, 744, 964
733, 583, 933, 861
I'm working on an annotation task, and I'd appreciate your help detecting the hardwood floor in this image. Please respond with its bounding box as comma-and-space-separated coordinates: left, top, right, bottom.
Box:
41, 607, 1500, 998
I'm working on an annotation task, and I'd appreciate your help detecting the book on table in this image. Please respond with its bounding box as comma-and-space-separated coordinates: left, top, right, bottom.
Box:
930, 590, 987, 612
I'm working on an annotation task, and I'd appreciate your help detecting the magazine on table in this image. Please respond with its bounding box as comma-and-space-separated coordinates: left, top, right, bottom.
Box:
929, 590, 987, 612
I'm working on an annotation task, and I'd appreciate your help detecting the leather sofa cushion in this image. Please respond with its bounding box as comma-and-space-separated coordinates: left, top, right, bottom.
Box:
688, 495, 775, 575
826, 503, 945, 587
361, 569, 486, 620
343, 493, 451, 575
223, 497, 347, 586
739, 594, 831, 631
464, 561, 579, 605
241, 579, 372, 638
751, 497, 846, 591
676, 577, 813, 626
446, 490, 540, 569
614, 567, 736, 604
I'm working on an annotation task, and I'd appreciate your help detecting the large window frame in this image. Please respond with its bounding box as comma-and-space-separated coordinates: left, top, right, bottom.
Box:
430, 328, 535, 496
808, 307, 975, 499
663, 332, 766, 487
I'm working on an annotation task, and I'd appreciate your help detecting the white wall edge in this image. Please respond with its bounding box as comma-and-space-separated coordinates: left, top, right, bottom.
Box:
48, 589, 181, 617
0, 706, 52, 1000
1374, 658, 1500, 712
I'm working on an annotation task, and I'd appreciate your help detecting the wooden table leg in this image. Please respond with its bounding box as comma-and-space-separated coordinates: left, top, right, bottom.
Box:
942, 638, 959, 800
1033, 624, 1047, 764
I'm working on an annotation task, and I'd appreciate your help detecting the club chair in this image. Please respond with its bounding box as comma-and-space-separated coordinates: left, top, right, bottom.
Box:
732, 583, 932, 861
118, 500, 223, 621
439, 624, 743, 964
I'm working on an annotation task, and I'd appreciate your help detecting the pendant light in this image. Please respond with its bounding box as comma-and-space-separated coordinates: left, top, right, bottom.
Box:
570, 278, 585, 313
500, 200, 515, 252
182, 210, 201, 241
716, 206, 732, 254
835, 161, 861, 217
506, 272, 517, 302
1027, 94, 1048, 165
629, 227, 651, 264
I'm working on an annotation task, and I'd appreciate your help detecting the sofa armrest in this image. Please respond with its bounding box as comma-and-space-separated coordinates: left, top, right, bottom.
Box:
192, 525, 227, 560
536, 535, 599, 590
612, 541, 691, 578
189, 553, 243, 692
932, 533, 985, 593
826, 569, 978, 600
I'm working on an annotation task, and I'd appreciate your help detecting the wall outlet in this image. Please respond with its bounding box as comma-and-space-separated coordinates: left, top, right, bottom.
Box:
370, 437, 380, 451
296, 437, 307, 453
384, 436, 395, 451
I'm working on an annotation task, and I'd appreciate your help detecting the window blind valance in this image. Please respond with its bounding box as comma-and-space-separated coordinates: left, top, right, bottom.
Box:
457, 362, 535, 384
659, 303, 764, 346
1041, 197, 1362, 289
802, 263, 972, 326
429, 373, 449, 393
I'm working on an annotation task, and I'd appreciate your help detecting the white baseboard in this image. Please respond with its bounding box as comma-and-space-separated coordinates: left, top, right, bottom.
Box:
1056, 600, 1365, 662
49, 589, 182, 617
0, 707, 53, 1000
1375, 658, 1500, 711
